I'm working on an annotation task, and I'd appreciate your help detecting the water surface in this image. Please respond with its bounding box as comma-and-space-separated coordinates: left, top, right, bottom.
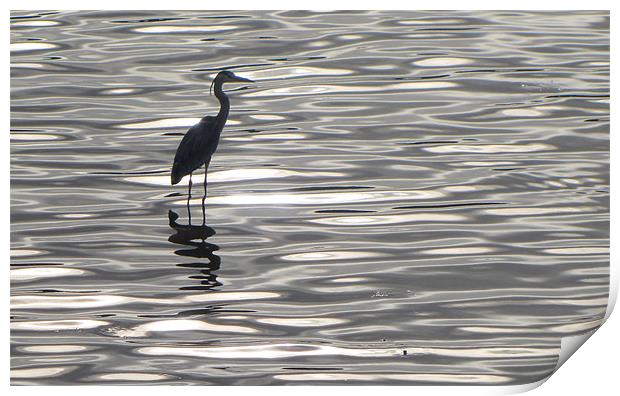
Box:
11, 10, 609, 385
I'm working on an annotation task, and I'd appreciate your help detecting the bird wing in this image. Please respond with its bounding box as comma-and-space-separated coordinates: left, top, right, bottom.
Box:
171, 117, 220, 184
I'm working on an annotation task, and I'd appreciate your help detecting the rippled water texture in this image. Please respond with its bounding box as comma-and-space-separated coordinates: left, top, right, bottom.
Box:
10, 10, 609, 385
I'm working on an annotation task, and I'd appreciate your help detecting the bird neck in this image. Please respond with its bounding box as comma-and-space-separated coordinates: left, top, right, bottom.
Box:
214, 83, 230, 127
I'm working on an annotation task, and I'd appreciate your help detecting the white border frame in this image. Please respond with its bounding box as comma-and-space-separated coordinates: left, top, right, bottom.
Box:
5, 2, 615, 394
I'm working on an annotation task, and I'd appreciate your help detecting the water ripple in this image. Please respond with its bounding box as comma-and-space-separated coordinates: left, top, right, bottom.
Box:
11, 9, 609, 385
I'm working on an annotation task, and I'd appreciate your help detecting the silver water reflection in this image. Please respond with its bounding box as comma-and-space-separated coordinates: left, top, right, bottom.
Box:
11, 10, 609, 385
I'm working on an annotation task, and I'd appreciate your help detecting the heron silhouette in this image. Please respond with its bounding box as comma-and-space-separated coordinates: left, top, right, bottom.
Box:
171, 70, 253, 223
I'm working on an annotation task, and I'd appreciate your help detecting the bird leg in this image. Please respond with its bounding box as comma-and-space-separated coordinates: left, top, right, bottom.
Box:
187, 172, 193, 225
202, 164, 208, 225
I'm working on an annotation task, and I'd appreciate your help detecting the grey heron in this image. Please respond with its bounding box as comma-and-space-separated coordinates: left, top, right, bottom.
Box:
171, 70, 253, 222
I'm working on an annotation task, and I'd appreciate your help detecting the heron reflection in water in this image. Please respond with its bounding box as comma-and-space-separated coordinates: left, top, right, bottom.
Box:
171, 70, 254, 224
168, 210, 222, 291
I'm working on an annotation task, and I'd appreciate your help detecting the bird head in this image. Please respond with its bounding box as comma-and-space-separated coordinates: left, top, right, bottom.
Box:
210, 70, 254, 95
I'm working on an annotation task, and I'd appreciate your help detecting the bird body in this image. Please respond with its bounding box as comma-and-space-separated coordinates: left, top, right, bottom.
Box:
171, 116, 220, 185
171, 71, 253, 186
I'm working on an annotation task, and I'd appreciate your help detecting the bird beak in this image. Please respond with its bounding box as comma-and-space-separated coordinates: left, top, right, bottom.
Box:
232, 76, 254, 83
